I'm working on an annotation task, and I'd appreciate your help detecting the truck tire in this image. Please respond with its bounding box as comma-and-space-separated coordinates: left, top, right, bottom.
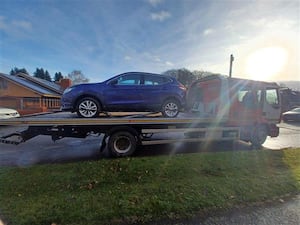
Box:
108, 131, 137, 157
251, 125, 268, 148
76, 97, 101, 118
161, 99, 180, 118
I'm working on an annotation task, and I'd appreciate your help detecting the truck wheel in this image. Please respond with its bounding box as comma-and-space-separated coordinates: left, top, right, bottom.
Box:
76, 97, 101, 118
108, 131, 137, 157
161, 99, 180, 118
251, 125, 268, 148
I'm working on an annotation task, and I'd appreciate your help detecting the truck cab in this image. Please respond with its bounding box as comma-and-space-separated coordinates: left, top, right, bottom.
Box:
187, 75, 281, 146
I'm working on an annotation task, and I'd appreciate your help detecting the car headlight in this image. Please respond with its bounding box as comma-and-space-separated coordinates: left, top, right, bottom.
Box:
63, 87, 75, 94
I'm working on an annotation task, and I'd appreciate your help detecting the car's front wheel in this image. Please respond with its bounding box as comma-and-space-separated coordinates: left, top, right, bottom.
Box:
161, 99, 180, 118
76, 97, 101, 118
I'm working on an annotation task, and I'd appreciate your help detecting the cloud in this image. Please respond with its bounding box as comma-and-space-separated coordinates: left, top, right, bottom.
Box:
124, 55, 132, 61
165, 61, 174, 66
203, 28, 214, 36
0, 16, 6, 29
0, 17, 32, 37
148, 0, 163, 7
151, 11, 171, 21
11, 20, 32, 30
249, 17, 297, 31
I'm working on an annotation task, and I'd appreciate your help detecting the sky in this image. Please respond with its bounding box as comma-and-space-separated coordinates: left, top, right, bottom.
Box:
0, 0, 299, 83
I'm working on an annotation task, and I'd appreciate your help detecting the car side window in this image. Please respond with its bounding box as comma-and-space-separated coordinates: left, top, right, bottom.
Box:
144, 75, 170, 85
117, 74, 141, 85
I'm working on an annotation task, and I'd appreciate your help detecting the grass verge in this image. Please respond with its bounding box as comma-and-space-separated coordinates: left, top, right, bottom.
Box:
0, 149, 299, 225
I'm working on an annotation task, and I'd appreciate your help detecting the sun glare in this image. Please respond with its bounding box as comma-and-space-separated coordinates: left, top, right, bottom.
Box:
245, 47, 288, 81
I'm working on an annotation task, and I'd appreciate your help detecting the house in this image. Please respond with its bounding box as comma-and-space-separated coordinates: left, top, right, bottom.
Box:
0, 72, 71, 115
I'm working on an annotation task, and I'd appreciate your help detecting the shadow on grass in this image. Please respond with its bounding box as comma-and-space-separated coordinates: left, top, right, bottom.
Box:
134, 140, 254, 157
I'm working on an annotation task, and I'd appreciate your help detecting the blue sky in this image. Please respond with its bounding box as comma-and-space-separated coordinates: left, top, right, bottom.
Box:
0, 0, 299, 82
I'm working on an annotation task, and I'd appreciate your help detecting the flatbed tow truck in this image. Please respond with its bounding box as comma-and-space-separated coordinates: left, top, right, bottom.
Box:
0, 75, 282, 157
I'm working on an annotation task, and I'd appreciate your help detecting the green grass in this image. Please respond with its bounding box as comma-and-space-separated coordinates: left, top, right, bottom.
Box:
0, 149, 299, 225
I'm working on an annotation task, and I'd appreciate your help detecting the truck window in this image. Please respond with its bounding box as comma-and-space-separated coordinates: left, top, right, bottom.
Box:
266, 89, 279, 105
238, 90, 248, 102
238, 90, 257, 109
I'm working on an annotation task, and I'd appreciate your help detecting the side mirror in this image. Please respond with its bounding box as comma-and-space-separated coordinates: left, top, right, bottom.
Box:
109, 79, 118, 85
272, 104, 280, 109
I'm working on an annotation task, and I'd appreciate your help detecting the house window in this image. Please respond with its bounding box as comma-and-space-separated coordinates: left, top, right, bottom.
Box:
0, 78, 8, 89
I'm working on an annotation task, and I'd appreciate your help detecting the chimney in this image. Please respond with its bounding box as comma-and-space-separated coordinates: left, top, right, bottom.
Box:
58, 78, 72, 90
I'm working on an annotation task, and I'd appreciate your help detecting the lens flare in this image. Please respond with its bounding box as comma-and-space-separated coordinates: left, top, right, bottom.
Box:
245, 47, 288, 81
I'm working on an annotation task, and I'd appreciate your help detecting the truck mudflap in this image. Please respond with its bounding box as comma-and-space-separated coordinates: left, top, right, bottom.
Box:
268, 124, 280, 137
0, 132, 24, 145
0, 126, 49, 145
0, 126, 90, 145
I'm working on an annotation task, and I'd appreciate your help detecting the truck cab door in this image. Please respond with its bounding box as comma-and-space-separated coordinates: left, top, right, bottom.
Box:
262, 88, 281, 123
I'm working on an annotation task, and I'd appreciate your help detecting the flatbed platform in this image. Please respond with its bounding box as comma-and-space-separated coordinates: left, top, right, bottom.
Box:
0, 112, 223, 126
0, 112, 240, 157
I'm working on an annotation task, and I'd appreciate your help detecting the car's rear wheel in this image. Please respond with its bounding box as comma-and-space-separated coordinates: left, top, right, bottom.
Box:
76, 97, 101, 118
161, 99, 180, 118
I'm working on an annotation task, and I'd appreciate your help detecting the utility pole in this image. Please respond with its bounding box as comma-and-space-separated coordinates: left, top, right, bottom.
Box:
229, 54, 234, 78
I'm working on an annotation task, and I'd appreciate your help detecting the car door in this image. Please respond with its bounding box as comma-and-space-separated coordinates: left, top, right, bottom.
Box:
139, 74, 168, 109
103, 73, 142, 110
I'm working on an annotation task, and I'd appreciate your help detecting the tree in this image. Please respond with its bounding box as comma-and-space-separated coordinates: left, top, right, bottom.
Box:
33, 68, 52, 81
54, 72, 64, 82
192, 70, 216, 80
10, 67, 29, 75
68, 70, 89, 85
44, 70, 51, 81
163, 68, 195, 86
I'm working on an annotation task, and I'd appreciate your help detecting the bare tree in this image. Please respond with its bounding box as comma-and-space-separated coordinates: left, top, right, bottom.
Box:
68, 70, 89, 85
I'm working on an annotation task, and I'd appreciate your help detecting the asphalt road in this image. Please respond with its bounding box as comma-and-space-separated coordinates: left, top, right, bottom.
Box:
264, 122, 300, 149
151, 195, 300, 225
0, 121, 299, 167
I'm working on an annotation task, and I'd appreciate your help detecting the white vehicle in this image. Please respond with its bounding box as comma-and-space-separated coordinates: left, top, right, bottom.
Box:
0, 107, 20, 119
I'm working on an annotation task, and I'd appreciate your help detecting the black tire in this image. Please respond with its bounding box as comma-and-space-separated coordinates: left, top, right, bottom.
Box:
76, 97, 101, 118
161, 99, 180, 118
251, 125, 268, 148
108, 131, 137, 157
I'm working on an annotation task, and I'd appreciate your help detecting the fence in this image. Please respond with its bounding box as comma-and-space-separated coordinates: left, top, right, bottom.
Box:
0, 96, 61, 115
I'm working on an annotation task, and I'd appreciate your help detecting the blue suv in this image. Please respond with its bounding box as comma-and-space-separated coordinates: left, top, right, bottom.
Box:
61, 72, 186, 118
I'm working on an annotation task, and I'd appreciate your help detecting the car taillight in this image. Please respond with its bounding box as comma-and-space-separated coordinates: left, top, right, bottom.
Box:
179, 84, 186, 91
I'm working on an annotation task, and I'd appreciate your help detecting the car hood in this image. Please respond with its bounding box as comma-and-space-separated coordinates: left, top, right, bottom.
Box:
283, 111, 299, 115
71, 82, 103, 89
0, 107, 18, 114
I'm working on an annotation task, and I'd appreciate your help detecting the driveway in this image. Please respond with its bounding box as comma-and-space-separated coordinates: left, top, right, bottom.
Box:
150, 195, 300, 225
0, 121, 299, 166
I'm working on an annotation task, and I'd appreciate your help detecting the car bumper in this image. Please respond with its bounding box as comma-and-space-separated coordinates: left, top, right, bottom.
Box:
60, 102, 74, 112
